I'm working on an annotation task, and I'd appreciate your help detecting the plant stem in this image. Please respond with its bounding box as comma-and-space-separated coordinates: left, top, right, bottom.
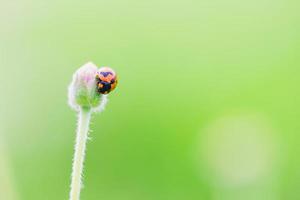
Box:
70, 108, 91, 200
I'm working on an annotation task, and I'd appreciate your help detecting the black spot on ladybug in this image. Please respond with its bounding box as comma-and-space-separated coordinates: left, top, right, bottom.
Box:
97, 81, 111, 94
100, 71, 113, 77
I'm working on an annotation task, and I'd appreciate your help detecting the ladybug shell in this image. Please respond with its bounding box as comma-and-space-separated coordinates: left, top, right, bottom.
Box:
96, 67, 117, 94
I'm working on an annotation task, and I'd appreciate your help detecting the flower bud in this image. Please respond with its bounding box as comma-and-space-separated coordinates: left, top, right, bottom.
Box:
68, 62, 102, 111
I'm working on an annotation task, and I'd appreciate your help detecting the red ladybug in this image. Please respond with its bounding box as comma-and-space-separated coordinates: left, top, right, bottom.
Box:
96, 67, 118, 94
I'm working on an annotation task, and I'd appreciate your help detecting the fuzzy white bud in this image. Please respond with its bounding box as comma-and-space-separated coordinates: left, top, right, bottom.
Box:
68, 62, 101, 111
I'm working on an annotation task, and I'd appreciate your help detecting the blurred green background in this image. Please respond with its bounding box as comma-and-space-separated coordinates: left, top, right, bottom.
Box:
1, 0, 300, 199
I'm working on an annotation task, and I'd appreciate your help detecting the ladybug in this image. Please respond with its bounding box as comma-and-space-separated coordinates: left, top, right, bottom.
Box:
96, 67, 118, 94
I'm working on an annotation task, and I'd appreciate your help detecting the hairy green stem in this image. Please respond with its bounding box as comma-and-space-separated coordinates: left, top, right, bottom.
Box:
70, 108, 91, 200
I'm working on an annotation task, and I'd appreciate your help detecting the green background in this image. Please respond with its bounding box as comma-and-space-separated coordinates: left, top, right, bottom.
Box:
1, 0, 300, 199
